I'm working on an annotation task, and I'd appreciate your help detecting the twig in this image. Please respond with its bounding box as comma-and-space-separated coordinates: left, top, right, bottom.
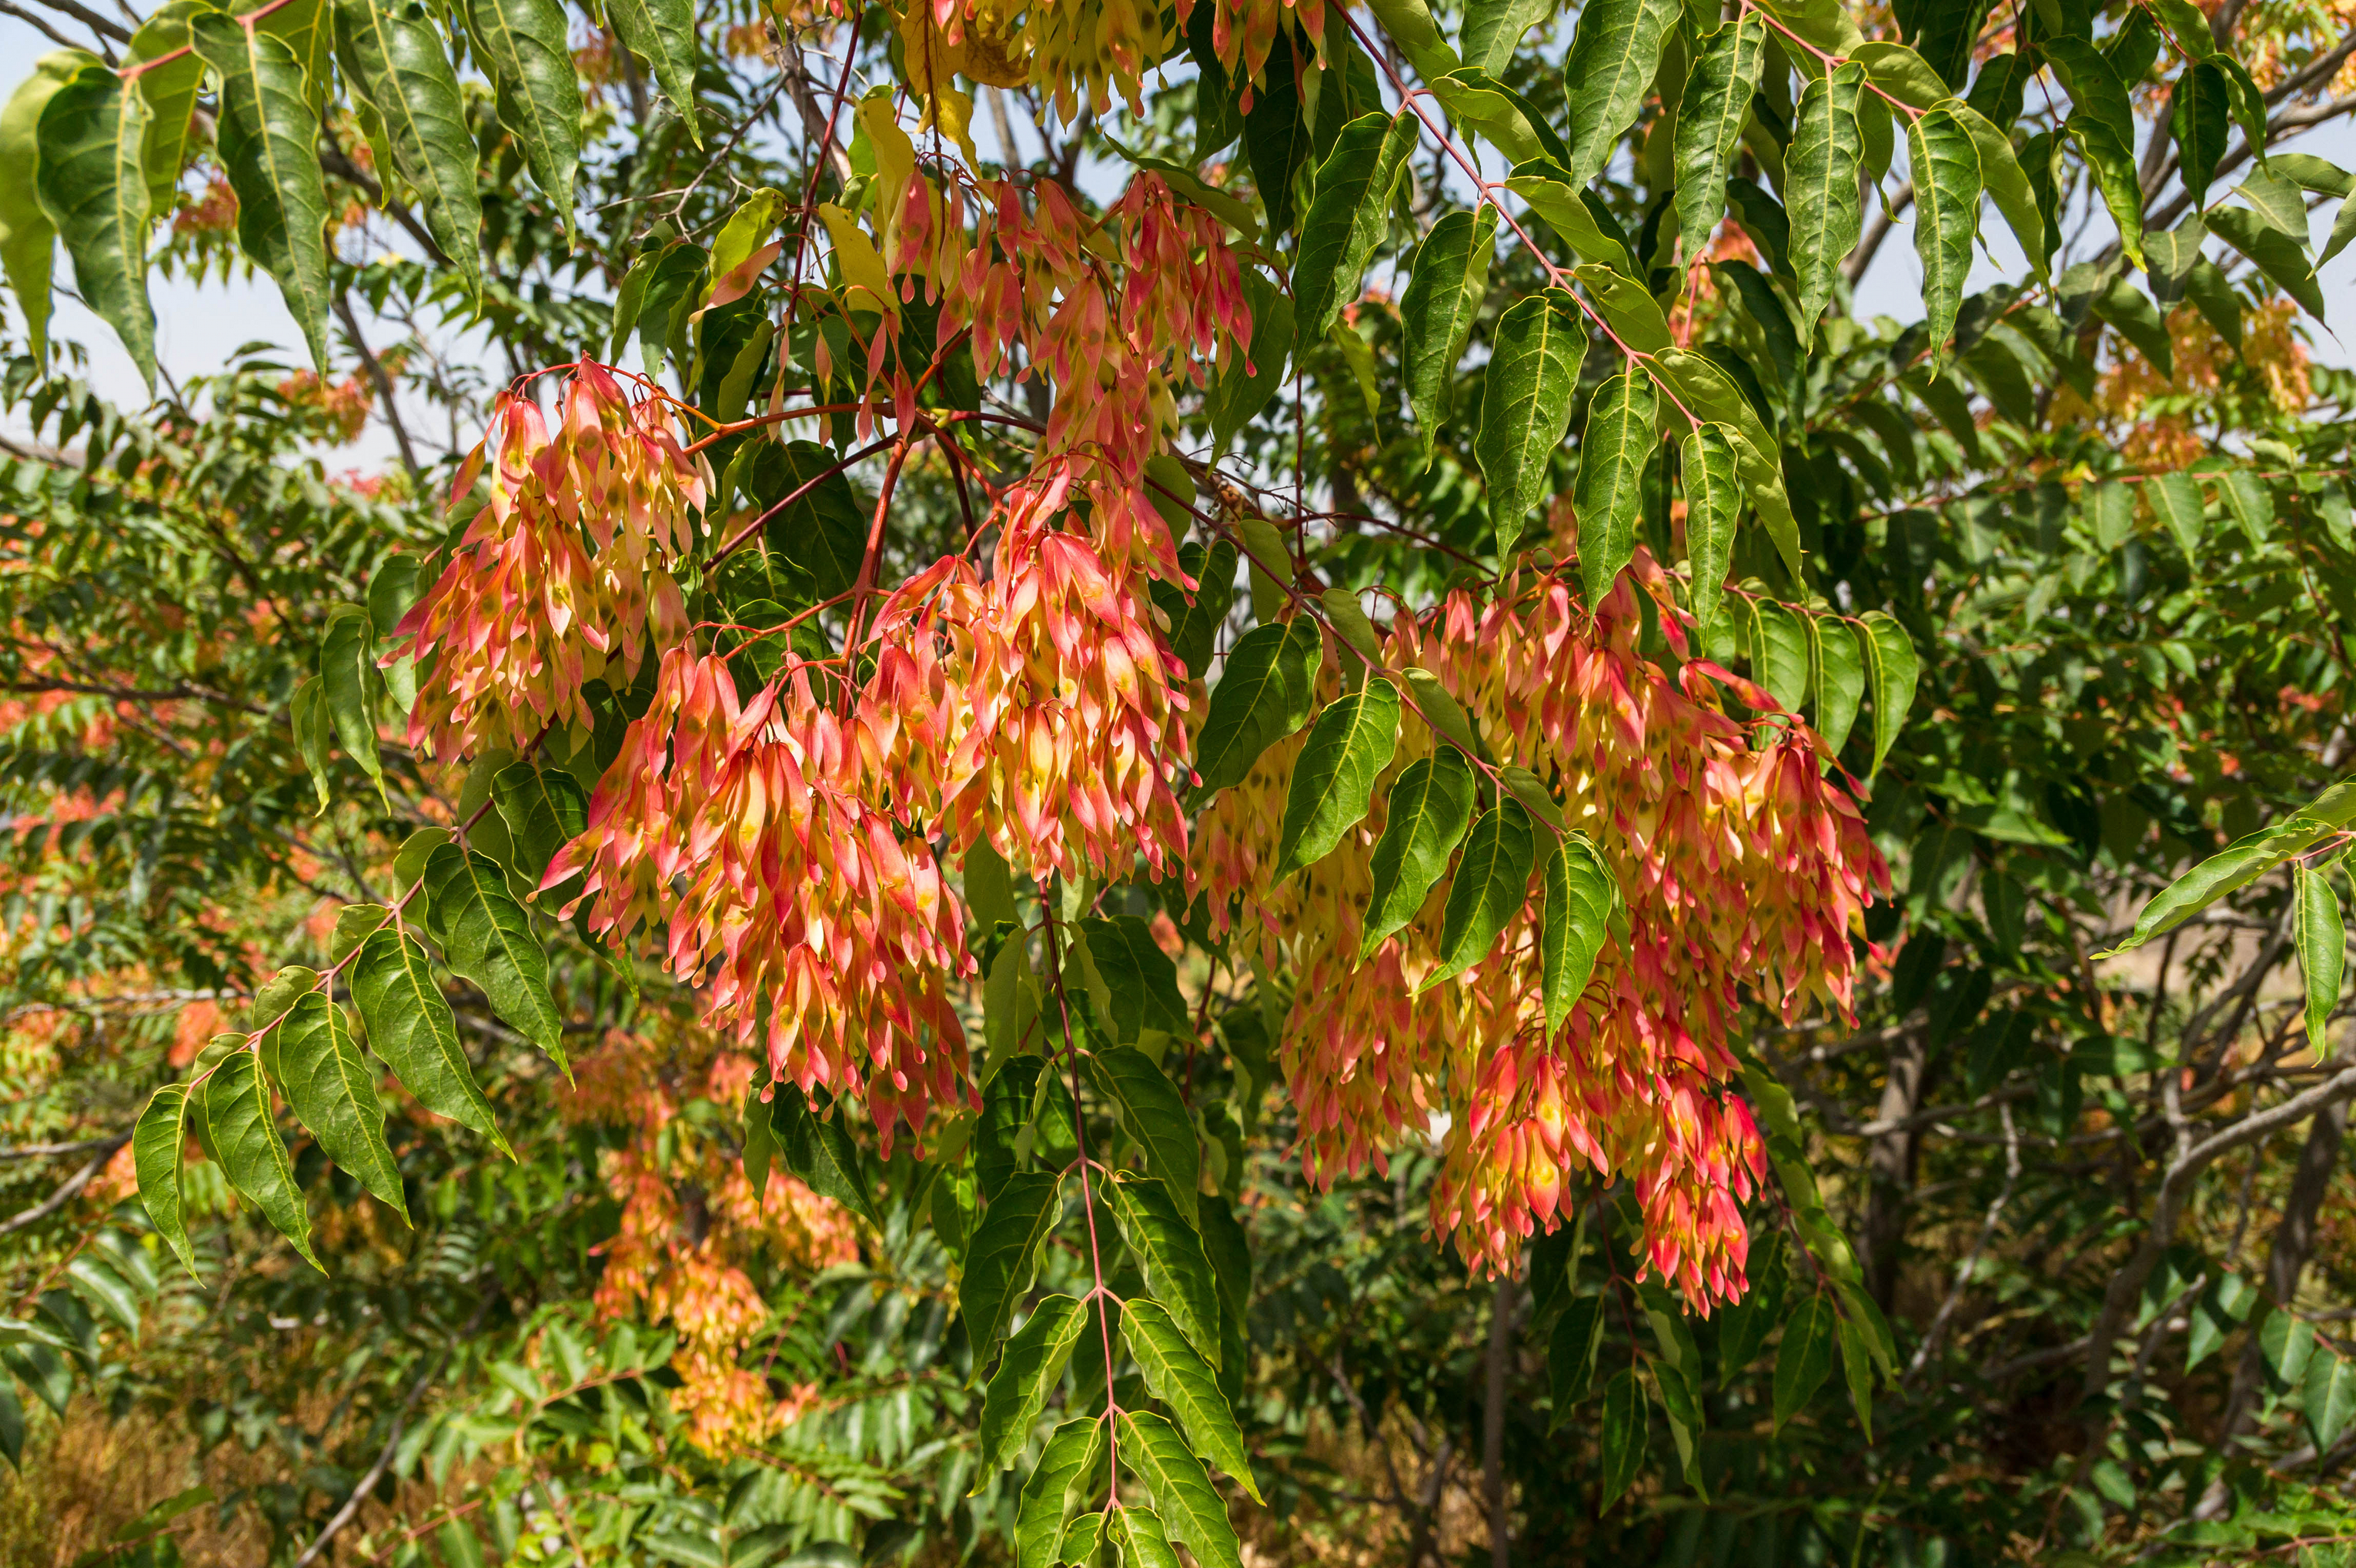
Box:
0, 1133, 132, 1235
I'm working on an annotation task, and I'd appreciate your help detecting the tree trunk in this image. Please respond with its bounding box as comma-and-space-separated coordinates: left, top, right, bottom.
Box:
1863, 1030, 1931, 1312
1483, 1272, 1519, 1567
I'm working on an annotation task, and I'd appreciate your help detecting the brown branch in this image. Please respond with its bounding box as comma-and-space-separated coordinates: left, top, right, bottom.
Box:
0, 1133, 131, 1235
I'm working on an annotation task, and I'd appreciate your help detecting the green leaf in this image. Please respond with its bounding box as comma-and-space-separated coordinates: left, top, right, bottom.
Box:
1108, 1175, 1222, 1365
1786, 62, 1865, 348
1506, 163, 1642, 277
1108, 1507, 1186, 1568
1088, 1048, 1201, 1222
1814, 614, 1866, 756
1575, 366, 1659, 607
1195, 618, 1320, 795
1210, 269, 1294, 448
61, 1265, 141, 1347
190, 13, 333, 369
1401, 207, 1496, 470
1320, 586, 1385, 670
1773, 1293, 1836, 1431
1548, 1295, 1606, 1413
741, 1080, 776, 1203
1427, 800, 1537, 990
1079, 920, 1190, 1045
2308, 1349, 2356, 1454
492, 759, 588, 896
333, 0, 483, 293
2215, 469, 2273, 546
1500, 764, 1565, 833
977, 1295, 1089, 1476
2184, 258, 2243, 349
2088, 479, 2137, 549
2094, 277, 2174, 381
1152, 540, 1239, 681
1477, 289, 1582, 558
202, 1050, 322, 1272
122, 8, 201, 211
2235, 165, 2311, 247
959, 1169, 1061, 1356
2294, 864, 2344, 1050
320, 607, 387, 807
1836, 1304, 1874, 1439
1539, 832, 1615, 1038
1752, 600, 1810, 711
1366, 0, 1459, 79
289, 676, 334, 812
2147, 470, 2207, 555
1599, 1367, 1646, 1507
463, 0, 583, 237
1559, 0, 1680, 185
607, 0, 698, 138
1428, 68, 1571, 169
1275, 677, 1401, 878
1673, 13, 1768, 266
1679, 423, 1742, 629
1948, 98, 2046, 280
1908, 103, 1982, 376
1242, 32, 1312, 237
1858, 611, 1918, 778
1118, 1410, 1244, 1568
1014, 1417, 1104, 1568
1646, 348, 1797, 579
0, 1378, 19, 1467
423, 844, 566, 1073
1294, 112, 1417, 342
276, 992, 408, 1222
2101, 781, 2356, 957
2208, 202, 2328, 320
32, 64, 155, 389
132, 1085, 197, 1278
1120, 1299, 1260, 1499
0, 53, 96, 367
349, 925, 511, 1157
1362, 750, 1479, 958
2172, 61, 2230, 209
768, 1085, 884, 1229
2264, 1307, 2318, 1385
1459, 0, 1551, 75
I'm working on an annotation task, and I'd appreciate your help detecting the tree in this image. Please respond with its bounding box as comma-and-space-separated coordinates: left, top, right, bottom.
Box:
1, 0, 2354, 1560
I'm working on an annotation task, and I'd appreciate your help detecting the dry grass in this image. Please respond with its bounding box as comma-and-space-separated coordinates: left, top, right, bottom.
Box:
0, 1399, 271, 1567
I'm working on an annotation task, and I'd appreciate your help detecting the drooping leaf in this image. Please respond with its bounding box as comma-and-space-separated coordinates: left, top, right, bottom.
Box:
1773, 1293, 1836, 1431
1195, 617, 1321, 794
1427, 800, 1537, 989
1012, 1417, 1104, 1568
1575, 366, 1659, 607
1242, 31, 1312, 236
492, 759, 588, 896
2308, 1349, 2356, 1455
190, 13, 334, 369
767, 1085, 884, 1229
1151, 539, 1239, 680
423, 844, 566, 1072
1079, 920, 1191, 1045
1559, 0, 1680, 186
1108, 1508, 1186, 1568
1210, 269, 1295, 448
1752, 600, 1810, 711
290, 676, 334, 812
1814, 613, 1866, 756
960, 1170, 1062, 1356
276, 992, 408, 1222
1402, 206, 1499, 470
1539, 832, 1616, 1038
1108, 1175, 1223, 1362
349, 924, 512, 1157
1673, 13, 1768, 266
1679, 422, 1742, 629
1275, 676, 1402, 878
2100, 781, 2356, 957
1786, 62, 1866, 348
1088, 1048, 1201, 1221
606, 0, 699, 137
1362, 750, 1480, 958
1459, 0, 1552, 75
2172, 60, 2230, 209
1477, 290, 1582, 558
2294, 864, 2345, 1050
320, 607, 387, 807
32, 65, 155, 389
1293, 112, 1418, 342
1646, 347, 1798, 578
2147, 470, 2207, 556
741, 1080, 776, 1202
1428, 67, 1571, 168
464, 0, 583, 236
133, 1084, 198, 1278
1120, 1299, 1261, 1499
2207, 202, 2328, 320
1599, 1367, 1646, 1507
333, 0, 483, 292
1858, 611, 1918, 778
202, 1051, 323, 1272
1908, 102, 1983, 376
0, 53, 95, 366
1118, 1410, 1245, 1568
976, 1295, 1089, 1476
